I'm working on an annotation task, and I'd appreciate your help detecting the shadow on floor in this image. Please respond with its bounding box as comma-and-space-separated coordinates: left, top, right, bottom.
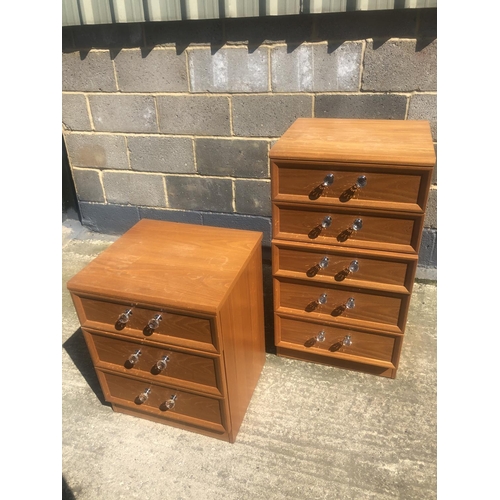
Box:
63, 328, 109, 407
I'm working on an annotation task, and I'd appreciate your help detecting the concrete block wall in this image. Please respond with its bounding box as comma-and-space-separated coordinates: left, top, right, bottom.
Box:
62, 8, 437, 271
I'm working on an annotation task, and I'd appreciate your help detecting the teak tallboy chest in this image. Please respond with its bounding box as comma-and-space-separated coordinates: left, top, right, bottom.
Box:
67, 220, 266, 442
270, 118, 435, 378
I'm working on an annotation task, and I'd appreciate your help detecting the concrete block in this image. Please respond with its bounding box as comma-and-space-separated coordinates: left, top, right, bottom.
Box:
314, 9, 418, 41
70, 23, 143, 49
195, 138, 268, 178
271, 42, 362, 92
232, 95, 312, 137
408, 93, 437, 141
79, 202, 140, 234
315, 94, 406, 120
417, 228, 437, 268
89, 95, 158, 133
102, 172, 166, 207
202, 212, 272, 247
62, 94, 91, 131
424, 188, 437, 229
166, 176, 232, 212
114, 48, 188, 92
139, 208, 203, 225
72, 168, 105, 203
362, 39, 437, 92
188, 47, 268, 92
128, 136, 195, 173
62, 50, 116, 92
157, 96, 230, 136
64, 133, 129, 169
235, 179, 271, 216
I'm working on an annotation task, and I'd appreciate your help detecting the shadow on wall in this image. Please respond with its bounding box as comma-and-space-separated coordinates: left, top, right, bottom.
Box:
63, 8, 436, 57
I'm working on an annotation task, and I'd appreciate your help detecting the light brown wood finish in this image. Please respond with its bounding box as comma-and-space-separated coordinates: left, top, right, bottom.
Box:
270, 118, 435, 378
97, 369, 226, 430
275, 278, 408, 334
269, 118, 436, 166
273, 203, 423, 254
67, 220, 263, 315
272, 240, 417, 294
273, 161, 432, 213
68, 220, 266, 442
72, 295, 218, 353
276, 315, 398, 365
83, 328, 223, 397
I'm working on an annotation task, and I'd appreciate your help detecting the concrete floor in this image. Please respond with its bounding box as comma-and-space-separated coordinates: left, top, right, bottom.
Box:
62, 219, 437, 500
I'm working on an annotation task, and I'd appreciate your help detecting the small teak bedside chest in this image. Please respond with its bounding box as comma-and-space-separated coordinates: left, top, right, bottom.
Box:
67, 219, 266, 443
270, 118, 435, 378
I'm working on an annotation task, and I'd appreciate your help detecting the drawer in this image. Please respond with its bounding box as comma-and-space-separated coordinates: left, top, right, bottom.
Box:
272, 161, 431, 213
275, 278, 409, 335
96, 369, 227, 434
273, 203, 423, 254
82, 329, 223, 397
272, 240, 416, 294
71, 294, 218, 353
276, 315, 399, 367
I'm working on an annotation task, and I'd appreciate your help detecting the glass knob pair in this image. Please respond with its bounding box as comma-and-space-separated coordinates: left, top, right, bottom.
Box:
127, 352, 169, 372
136, 389, 177, 410
314, 331, 352, 346
116, 310, 163, 331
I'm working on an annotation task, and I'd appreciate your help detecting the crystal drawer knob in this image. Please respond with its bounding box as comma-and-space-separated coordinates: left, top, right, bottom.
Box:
340, 175, 368, 202
351, 218, 363, 231
321, 216, 332, 229
348, 260, 359, 274
136, 388, 151, 404
322, 174, 334, 187
337, 218, 363, 242
155, 355, 170, 372
335, 260, 360, 282
305, 293, 327, 312
309, 174, 335, 200
315, 330, 326, 342
161, 395, 177, 411
127, 349, 141, 366
308, 216, 333, 239
343, 335, 353, 347
117, 309, 132, 325
306, 256, 330, 277
331, 297, 355, 317
148, 314, 162, 330
355, 176, 367, 189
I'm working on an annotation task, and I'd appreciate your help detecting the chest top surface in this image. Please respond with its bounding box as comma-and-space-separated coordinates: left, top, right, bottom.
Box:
67, 219, 262, 314
269, 118, 436, 166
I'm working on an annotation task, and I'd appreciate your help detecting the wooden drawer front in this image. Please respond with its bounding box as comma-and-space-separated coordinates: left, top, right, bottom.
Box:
277, 315, 397, 365
82, 329, 222, 397
276, 278, 407, 334
273, 243, 415, 294
97, 370, 226, 432
73, 295, 217, 352
273, 162, 429, 212
273, 203, 421, 254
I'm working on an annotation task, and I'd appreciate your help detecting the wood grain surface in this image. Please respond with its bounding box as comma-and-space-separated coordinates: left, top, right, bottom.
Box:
272, 160, 431, 213
272, 240, 417, 294
269, 118, 436, 166
273, 203, 422, 254
67, 219, 263, 315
